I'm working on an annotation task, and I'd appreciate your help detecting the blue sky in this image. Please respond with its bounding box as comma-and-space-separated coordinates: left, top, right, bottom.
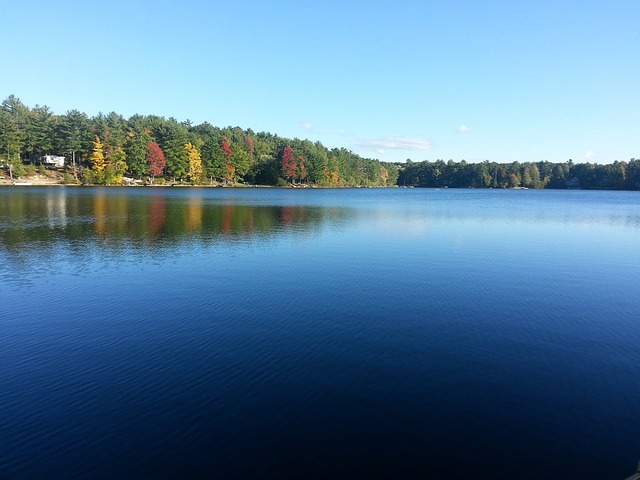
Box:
1, 0, 638, 164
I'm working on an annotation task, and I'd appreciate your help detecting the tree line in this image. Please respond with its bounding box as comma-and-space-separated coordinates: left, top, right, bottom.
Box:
0, 95, 398, 187
397, 158, 640, 190
2, 95, 637, 189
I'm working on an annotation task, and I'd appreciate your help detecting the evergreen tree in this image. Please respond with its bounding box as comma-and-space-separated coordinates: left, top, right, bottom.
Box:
125, 129, 152, 176
26, 105, 55, 161
55, 110, 91, 166
156, 120, 189, 180
0, 95, 28, 164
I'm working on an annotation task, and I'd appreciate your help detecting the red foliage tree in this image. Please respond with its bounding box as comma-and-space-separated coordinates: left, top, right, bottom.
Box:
146, 141, 166, 178
221, 139, 233, 157
281, 145, 296, 183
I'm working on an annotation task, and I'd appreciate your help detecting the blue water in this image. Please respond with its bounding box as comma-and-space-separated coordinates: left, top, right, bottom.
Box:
1, 187, 639, 479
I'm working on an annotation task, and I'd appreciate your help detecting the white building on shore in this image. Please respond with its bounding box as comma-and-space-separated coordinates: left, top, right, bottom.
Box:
42, 155, 65, 168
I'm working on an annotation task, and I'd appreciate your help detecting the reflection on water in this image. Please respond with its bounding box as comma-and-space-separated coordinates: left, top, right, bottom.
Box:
0, 188, 353, 268
2, 187, 640, 274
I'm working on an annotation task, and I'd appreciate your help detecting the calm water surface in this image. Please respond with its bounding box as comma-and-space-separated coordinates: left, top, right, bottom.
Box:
1, 187, 639, 479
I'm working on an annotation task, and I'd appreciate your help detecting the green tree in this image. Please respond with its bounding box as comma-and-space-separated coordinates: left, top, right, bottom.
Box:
201, 137, 226, 182
0, 109, 23, 165
625, 159, 640, 189
105, 112, 127, 154
55, 110, 91, 166
156, 119, 189, 180
232, 148, 252, 181
26, 105, 55, 161
0, 95, 28, 169
124, 128, 152, 177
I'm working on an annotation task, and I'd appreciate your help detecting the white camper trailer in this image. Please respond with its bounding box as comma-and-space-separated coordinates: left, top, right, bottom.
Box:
43, 155, 65, 168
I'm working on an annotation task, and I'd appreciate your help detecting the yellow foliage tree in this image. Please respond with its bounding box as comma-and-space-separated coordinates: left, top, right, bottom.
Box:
106, 146, 128, 184
185, 142, 203, 183
91, 136, 106, 172
86, 136, 108, 184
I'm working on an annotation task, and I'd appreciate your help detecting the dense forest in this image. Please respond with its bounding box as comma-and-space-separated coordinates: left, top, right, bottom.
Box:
397, 158, 640, 190
0, 95, 398, 187
1, 95, 637, 189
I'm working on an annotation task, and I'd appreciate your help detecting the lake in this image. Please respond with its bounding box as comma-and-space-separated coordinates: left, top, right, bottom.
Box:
1, 187, 639, 479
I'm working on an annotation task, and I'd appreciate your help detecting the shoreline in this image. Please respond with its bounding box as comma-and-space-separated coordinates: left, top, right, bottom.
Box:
0, 174, 66, 186
0, 174, 393, 189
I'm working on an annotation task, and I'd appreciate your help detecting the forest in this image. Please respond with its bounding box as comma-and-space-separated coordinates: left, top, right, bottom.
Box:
1, 94, 638, 189
397, 158, 640, 190
0, 95, 397, 187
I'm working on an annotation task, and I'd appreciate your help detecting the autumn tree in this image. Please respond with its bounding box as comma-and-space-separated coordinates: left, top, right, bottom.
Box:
147, 141, 166, 181
105, 146, 128, 184
87, 136, 106, 183
90, 136, 106, 171
221, 138, 232, 157
185, 142, 203, 183
281, 145, 296, 183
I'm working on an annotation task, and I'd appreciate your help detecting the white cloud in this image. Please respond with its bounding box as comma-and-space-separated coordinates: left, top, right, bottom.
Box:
458, 125, 470, 133
357, 136, 433, 152
300, 121, 313, 130
584, 150, 596, 159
